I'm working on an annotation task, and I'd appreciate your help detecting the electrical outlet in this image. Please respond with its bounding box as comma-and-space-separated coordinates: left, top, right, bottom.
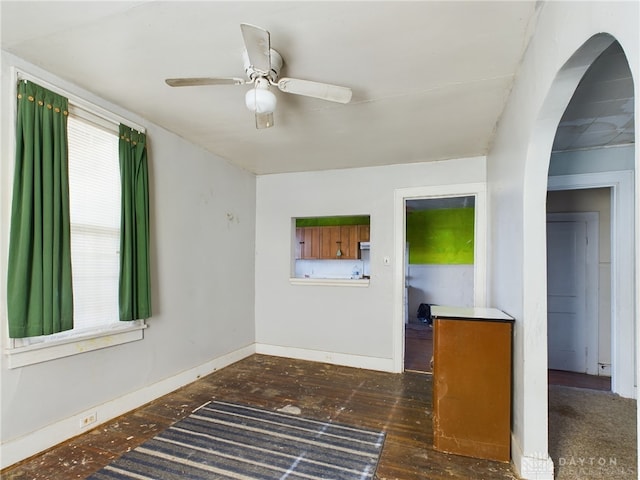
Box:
80, 412, 97, 428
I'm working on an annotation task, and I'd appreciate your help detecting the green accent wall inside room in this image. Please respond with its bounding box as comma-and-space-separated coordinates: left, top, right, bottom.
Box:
296, 216, 370, 227
407, 208, 474, 264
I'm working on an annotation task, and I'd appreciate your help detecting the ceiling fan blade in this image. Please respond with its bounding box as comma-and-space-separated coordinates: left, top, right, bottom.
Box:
277, 77, 352, 104
240, 23, 271, 75
166, 77, 246, 87
255, 112, 274, 129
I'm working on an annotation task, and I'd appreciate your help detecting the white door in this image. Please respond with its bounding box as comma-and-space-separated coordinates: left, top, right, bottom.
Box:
546, 213, 598, 373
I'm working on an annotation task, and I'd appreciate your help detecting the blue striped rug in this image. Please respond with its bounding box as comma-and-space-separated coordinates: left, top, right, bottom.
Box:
88, 400, 386, 479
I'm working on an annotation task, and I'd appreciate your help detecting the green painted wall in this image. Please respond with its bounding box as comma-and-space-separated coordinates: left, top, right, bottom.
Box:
407, 208, 474, 264
296, 216, 370, 227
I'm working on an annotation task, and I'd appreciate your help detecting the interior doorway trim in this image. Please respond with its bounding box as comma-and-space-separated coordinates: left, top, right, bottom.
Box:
548, 170, 636, 398
393, 182, 487, 373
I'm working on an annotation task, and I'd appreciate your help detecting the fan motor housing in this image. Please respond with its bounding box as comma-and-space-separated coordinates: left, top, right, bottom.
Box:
243, 48, 283, 82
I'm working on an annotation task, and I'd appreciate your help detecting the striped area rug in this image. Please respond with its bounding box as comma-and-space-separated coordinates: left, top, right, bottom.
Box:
88, 400, 386, 479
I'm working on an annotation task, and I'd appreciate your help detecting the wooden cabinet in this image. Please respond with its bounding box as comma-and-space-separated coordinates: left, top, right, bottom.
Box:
339, 225, 358, 259
431, 306, 514, 462
319, 226, 341, 258
357, 224, 370, 243
318, 225, 361, 259
295, 227, 320, 259
297, 224, 370, 260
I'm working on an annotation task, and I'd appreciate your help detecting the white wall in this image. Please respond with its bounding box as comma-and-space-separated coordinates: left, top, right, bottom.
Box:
295, 259, 366, 279
0, 53, 257, 467
486, 2, 638, 478
255, 157, 485, 371
407, 265, 474, 322
550, 144, 634, 176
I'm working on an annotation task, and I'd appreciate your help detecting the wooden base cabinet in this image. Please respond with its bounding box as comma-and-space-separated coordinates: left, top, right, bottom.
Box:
431, 306, 514, 462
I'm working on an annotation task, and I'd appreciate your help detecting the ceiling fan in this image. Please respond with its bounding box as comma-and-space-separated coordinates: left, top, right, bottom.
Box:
165, 23, 353, 129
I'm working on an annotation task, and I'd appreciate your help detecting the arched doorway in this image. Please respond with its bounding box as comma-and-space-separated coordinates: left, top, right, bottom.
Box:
520, 34, 637, 478
545, 39, 636, 478
547, 40, 635, 394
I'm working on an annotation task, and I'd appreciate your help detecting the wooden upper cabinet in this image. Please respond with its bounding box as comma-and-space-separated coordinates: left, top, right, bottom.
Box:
296, 226, 320, 259
320, 226, 341, 259
357, 225, 370, 243
297, 223, 370, 260
295, 227, 303, 259
317, 225, 362, 259
340, 225, 359, 259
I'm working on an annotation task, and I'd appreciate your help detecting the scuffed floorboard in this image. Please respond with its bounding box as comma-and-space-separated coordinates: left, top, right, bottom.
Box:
2, 354, 518, 480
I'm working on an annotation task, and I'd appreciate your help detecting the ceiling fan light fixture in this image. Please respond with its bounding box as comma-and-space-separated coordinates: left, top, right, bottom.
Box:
165, 24, 352, 129
245, 78, 277, 114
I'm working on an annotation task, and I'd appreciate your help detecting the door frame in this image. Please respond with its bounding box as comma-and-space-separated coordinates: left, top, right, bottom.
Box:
393, 183, 487, 373
546, 211, 599, 375
548, 170, 635, 397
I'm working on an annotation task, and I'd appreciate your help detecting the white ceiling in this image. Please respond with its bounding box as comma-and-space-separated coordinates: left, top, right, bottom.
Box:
1, 1, 634, 175
552, 41, 635, 152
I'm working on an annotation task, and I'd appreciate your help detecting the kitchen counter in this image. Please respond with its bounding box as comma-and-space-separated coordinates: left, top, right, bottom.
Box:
289, 277, 370, 287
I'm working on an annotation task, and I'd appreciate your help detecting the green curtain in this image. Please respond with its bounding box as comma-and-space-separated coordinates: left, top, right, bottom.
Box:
7, 81, 73, 338
119, 124, 151, 321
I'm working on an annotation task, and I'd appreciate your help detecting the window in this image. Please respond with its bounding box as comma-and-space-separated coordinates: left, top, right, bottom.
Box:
12, 113, 122, 348
291, 215, 371, 285
7, 84, 146, 367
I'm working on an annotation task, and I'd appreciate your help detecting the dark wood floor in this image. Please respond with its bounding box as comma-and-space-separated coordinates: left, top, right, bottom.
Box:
548, 368, 611, 390
404, 321, 613, 392
2, 354, 519, 480
405, 322, 433, 373
2, 332, 613, 480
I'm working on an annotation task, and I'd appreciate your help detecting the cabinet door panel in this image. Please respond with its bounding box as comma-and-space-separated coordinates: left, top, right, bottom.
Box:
295, 228, 303, 259
297, 227, 320, 259
308, 227, 321, 259
320, 226, 341, 258
357, 225, 370, 242
340, 225, 358, 259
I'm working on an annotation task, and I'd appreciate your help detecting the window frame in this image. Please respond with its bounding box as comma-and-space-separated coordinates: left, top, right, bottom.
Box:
4, 68, 147, 369
290, 215, 371, 286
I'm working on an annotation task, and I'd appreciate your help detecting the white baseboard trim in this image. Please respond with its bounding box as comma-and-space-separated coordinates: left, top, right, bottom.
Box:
511, 433, 555, 479
255, 343, 395, 372
0, 344, 255, 469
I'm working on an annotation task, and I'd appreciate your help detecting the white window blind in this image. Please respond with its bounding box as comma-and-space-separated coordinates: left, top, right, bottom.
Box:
67, 114, 121, 332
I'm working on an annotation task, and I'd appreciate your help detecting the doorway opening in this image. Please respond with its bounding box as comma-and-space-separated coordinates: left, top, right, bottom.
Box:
393, 183, 486, 374
546, 203, 611, 392
545, 39, 635, 396
404, 196, 475, 373
545, 38, 636, 478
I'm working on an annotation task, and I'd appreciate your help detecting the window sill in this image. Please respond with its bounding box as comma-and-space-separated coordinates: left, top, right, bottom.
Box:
289, 278, 370, 287
5, 323, 147, 369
